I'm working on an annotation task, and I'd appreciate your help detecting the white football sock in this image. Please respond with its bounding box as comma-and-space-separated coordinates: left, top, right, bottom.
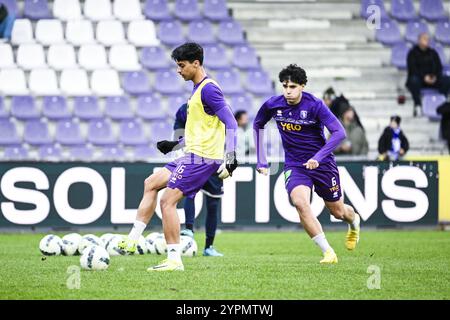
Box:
167, 244, 182, 263
128, 220, 147, 241
312, 233, 332, 253
349, 213, 360, 231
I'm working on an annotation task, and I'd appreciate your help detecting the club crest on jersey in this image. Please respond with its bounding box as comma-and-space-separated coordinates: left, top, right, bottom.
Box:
300, 110, 308, 119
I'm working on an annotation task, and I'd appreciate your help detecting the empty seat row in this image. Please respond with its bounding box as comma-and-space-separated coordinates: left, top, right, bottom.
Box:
0, 43, 140, 71
361, 0, 448, 22
376, 19, 450, 45
0, 117, 173, 146
0, 68, 123, 96
10, 0, 231, 22
1, 42, 259, 71
11, 19, 160, 47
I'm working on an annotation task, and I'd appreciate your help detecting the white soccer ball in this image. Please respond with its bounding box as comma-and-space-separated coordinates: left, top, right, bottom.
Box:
135, 235, 148, 255
80, 245, 110, 270
180, 235, 198, 257
61, 233, 82, 256
100, 233, 115, 247
39, 234, 63, 256
104, 235, 127, 256
78, 234, 103, 254
145, 232, 160, 254
153, 233, 167, 255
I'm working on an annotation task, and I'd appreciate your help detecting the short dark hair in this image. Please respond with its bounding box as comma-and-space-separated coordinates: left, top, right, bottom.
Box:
391, 115, 401, 125
279, 64, 307, 85
171, 42, 204, 65
234, 110, 247, 121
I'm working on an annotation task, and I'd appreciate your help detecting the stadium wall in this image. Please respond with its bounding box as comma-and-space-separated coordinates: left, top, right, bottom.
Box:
0, 161, 440, 229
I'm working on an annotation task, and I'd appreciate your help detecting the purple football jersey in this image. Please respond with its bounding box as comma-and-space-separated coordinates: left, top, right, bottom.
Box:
253, 92, 346, 167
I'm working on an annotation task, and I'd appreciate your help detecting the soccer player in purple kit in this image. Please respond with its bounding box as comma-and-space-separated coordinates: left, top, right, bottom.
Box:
118, 43, 238, 271
253, 64, 361, 264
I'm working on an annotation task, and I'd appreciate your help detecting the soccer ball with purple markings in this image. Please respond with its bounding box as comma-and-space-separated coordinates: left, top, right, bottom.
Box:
153, 233, 167, 255
80, 245, 110, 270
145, 232, 160, 254
180, 235, 198, 257
61, 233, 82, 256
135, 235, 148, 255
78, 234, 103, 254
39, 234, 63, 256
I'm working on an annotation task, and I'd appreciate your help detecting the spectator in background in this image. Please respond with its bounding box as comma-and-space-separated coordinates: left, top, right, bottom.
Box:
437, 101, 450, 154
377, 115, 409, 161
406, 33, 450, 117
235, 110, 253, 160
0, 4, 15, 41
323, 87, 365, 130
334, 105, 368, 156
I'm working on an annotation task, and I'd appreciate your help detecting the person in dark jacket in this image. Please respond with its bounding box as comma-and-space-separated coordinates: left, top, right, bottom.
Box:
0, 4, 15, 41
323, 87, 365, 130
437, 102, 450, 153
406, 33, 450, 117
378, 115, 409, 161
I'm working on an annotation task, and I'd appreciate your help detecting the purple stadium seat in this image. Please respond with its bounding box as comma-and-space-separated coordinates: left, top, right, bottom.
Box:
432, 44, 449, 67
105, 96, 133, 120
390, 42, 410, 69
122, 71, 152, 95
0, 0, 19, 16
73, 96, 102, 120
99, 146, 126, 161
42, 96, 71, 120
38, 144, 62, 161
216, 69, 244, 95
375, 20, 403, 45
140, 46, 170, 70
149, 121, 173, 142
405, 21, 430, 43
419, 0, 447, 21
422, 91, 446, 120
119, 120, 147, 145
233, 45, 260, 70
0, 97, 7, 118
174, 0, 201, 22
157, 20, 185, 46
154, 70, 184, 95
391, 0, 417, 21
144, 0, 172, 21
0, 119, 21, 145
167, 95, 189, 115
204, 0, 230, 21
4, 145, 29, 160
435, 20, 450, 45
360, 0, 389, 20
230, 94, 254, 112
203, 44, 229, 70
68, 146, 94, 161
188, 21, 216, 45
23, 0, 52, 20
55, 119, 84, 145
11, 96, 40, 120
88, 119, 116, 145
217, 21, 246, 45
136, 93, 165, 120
133, 145, 160, 160
24, 120, 52, 145
245, 70, 274, 96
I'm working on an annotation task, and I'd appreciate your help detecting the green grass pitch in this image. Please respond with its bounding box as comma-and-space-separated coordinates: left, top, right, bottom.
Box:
0, 230, 449, 300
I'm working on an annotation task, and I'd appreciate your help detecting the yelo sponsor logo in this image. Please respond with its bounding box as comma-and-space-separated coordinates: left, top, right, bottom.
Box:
280, 122, 302, 131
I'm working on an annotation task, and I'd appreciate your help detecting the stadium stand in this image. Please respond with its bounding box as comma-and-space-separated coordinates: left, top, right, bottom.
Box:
0, 0, 448, 162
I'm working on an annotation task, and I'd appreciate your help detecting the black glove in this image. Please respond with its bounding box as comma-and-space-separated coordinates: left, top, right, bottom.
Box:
156, 140, 179, 155
225, 151, 238, 177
